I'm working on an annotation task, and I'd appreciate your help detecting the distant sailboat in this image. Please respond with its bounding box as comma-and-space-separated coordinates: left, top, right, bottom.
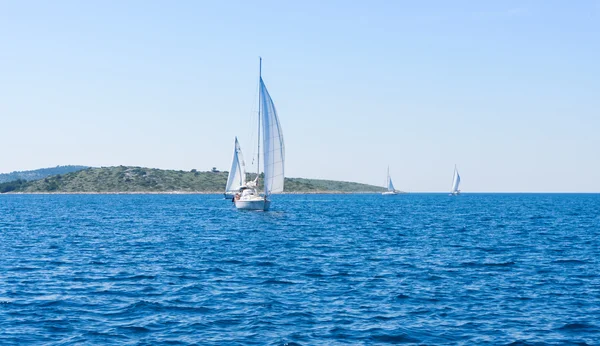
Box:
234, 58, 285, 211
382, 166, 399, 195
224, 137, 246, 199
450, 165, 461, 196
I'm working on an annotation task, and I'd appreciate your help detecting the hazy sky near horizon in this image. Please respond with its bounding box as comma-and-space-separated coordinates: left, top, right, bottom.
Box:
1, 1, 598, 192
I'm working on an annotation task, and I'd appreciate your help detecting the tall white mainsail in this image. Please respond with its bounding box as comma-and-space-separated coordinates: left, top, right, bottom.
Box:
225, 137, 246, 193
259, 77, 285, 196
451, 165, 461, 194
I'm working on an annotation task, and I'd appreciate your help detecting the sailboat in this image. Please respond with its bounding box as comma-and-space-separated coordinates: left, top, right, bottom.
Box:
234, 58, 285, 211
450, 165, 461, 196
224, 137, 246, 199
382, 166, 399, 195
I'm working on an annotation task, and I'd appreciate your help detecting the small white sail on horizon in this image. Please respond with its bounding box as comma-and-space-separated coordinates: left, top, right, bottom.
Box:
224, 137, 246, 199
382, 166, 399, 195
450, 165, 461, 196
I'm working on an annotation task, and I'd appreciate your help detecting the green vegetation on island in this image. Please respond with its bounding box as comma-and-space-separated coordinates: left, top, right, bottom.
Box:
0, 166, 386, 193
0, 165, 88, 183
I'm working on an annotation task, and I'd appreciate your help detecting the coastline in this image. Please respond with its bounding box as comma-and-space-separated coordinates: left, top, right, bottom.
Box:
4, 190, 386, 195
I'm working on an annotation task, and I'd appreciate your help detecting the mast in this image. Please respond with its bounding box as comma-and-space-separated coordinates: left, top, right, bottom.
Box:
257, 57, 262, 183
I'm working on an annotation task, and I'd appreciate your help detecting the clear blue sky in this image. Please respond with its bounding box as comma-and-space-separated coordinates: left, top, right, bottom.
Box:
1, 1, 598, 192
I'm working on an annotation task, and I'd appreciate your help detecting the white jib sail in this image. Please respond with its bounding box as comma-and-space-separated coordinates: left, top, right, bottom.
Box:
388, 177, 395, 192
386, 167, 395, 192
225, 137, 246, 193
260, 78, 285, 196
451, 167, 461, 193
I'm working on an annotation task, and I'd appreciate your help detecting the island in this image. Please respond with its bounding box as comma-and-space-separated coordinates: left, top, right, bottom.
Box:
0, 166, 387, 194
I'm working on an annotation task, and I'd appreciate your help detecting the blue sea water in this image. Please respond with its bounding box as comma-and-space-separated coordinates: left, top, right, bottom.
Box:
0, 193, 599, 345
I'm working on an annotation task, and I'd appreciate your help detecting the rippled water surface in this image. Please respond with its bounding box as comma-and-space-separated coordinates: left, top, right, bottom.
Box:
1, 194, 599, 345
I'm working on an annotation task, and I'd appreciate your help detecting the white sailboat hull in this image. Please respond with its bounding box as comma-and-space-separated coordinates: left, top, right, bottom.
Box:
235, 197, 271, 211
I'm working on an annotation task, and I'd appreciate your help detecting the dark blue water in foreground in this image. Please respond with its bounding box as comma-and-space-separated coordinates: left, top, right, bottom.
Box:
1, 194, 599, 345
